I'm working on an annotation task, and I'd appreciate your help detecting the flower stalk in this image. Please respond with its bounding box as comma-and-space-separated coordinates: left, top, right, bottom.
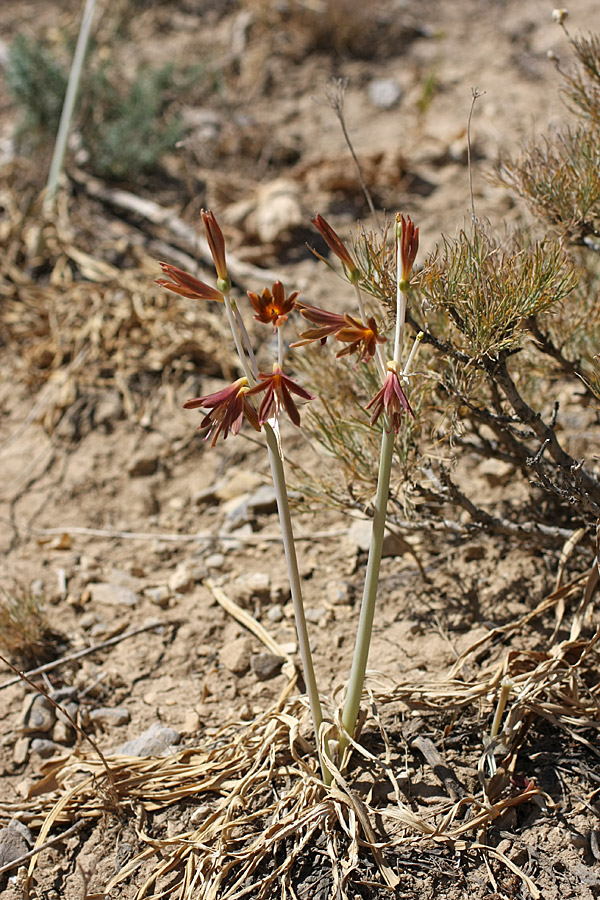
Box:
263, 422, 331, 783
340, 214, 418, 758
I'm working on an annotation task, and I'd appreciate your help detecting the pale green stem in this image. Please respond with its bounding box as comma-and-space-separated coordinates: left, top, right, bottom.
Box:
232, 301, 258, 381
340, 232, 410, 760
277, 327, 284, 367
263, 421, 331, 785
340, 421, 395, 757
394, 241, 406, 367
352, 281, 386, 381
44, 0, 97, 213
223, 292, 254, 384
219, 293, 328, 782
402, 331, 423, 379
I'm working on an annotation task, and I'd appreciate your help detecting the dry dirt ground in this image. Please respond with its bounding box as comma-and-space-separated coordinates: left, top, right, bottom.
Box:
1, 1, 600, 899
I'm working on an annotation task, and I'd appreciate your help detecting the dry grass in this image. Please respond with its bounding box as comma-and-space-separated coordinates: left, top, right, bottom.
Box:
3, 567, 597, 900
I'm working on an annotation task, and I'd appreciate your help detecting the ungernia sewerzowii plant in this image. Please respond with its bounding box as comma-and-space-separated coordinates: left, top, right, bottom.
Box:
157, 209, 420, 782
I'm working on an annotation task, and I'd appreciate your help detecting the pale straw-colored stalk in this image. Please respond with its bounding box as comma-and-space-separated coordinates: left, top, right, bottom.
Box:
44, 0, 97, 213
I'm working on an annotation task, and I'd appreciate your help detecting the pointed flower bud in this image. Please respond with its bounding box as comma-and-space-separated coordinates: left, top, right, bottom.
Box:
245, 363, 315, 427
365, 360, 415, 432
156, 262, 224, 302
397, 214, 419, 287
312, 214, 361, 283
290, 302, 349, 347
248, 281, 299, 328
183, 377, 260, 446
201, 209, 230, 292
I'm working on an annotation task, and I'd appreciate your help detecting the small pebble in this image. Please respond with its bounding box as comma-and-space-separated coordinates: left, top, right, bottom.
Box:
88, 582, 138, 608
0, 824, 29, 868
53, 720, 76, 745
89, 706, 130, 727
220, 637, 252, 675
21, 696, 55, 734
305, 607, 327, 624
266, 604, 284, 623
30, 738, 61, 759
368, 77, 402, 109
205, 553, 226, 570
246, 485, 278, 515
114, 723, 181, 758
251, 652, 284, 682
13, 737, 30, 765
145, 585, 171, 607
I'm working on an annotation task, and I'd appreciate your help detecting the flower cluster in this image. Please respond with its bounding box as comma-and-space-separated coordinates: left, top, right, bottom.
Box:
157, 210, 418, 445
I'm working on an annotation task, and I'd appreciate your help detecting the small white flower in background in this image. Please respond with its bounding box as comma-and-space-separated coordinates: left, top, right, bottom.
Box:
552, 8, 568, 24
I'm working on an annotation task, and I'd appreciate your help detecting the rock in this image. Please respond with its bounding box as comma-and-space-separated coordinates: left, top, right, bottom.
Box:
220, 636, 252, 675
181, 710, 200, 735
53, 720, 76, 745
223, 496, 251, 530
145, 585, 171, 607
193, 481, 225, 507
0, 824, 29, 869
215, 470, 263, 502
55, 702, 79, 726
247, 485, 278, 515
250, 652, 284, 682
13, 737, 30, 765
305, 607, 327, 624
88, 582, 138, 607
327, 581, 351, 606
368, 77, 402, 109
114, 723, 181, 758
479, 458, 515, 486
253, 179, 303, 243
128, 437, 164, 477
89, 706, 130, 727
21, 695, 55, 734
30, 738, 61, 758
347, 518, 410, 557
230, 572, 271, 608
205, 553, 226, 570
168, 563, 205, 594
266, 604, 284, 623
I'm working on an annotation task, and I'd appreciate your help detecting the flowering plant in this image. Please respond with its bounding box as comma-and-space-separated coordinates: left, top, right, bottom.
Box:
158, 210, 421, 782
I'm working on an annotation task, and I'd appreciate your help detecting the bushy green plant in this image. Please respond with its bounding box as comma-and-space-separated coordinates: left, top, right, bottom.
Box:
80, 63, 183, 180
6, 35, 182, 182
6, 34, 68, 144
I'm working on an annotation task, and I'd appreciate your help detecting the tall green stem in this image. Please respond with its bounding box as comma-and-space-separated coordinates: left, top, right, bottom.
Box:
263, 422, 331, 784
340, 421, 395, 757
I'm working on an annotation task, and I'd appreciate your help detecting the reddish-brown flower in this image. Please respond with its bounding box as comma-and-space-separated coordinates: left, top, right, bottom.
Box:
184, 377, 260, 446
291, 302, 386, 363
248, 281, 299, 328
398, 214, 419, 285
156, 262, 224, 301
334, 314, 387, 363
311, 214, 360, 283
365, 362, 414, 432
245, 363, 315, 426
201, 209, 230, 290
